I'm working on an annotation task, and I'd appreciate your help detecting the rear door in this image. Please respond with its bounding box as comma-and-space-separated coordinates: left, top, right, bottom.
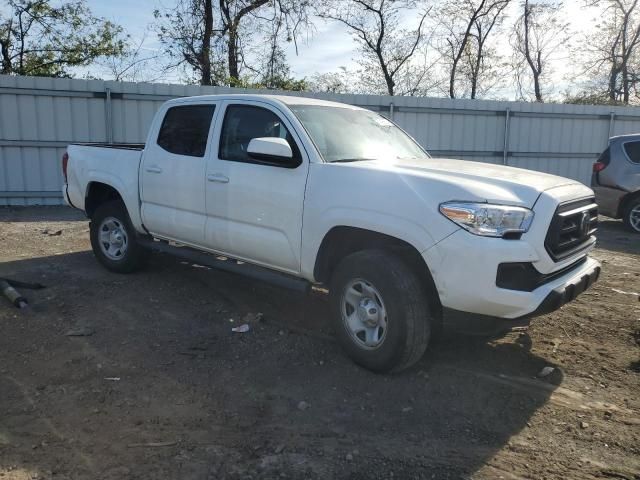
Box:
618, 140, 640, 192
204, 100, 309, 273
140, 102, 218, 246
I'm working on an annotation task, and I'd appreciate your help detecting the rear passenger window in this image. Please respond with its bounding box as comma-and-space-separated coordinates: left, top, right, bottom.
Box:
623, 141, 640, 163
157, 105, 215, 157
219, 105, 300, 165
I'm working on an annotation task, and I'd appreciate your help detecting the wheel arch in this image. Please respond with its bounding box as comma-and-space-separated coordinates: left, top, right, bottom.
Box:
313, 226, 442, 318
618, 189, 640, 217
85, 181, 125, 219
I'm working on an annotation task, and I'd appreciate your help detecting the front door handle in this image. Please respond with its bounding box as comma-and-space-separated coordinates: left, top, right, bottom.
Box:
207, 173, 229, 184
145, 166, 163, 174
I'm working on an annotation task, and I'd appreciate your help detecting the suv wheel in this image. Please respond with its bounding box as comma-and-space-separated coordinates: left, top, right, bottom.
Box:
329, 250, 432, 373
90, 200, 148, 273
623, 197, 640, 234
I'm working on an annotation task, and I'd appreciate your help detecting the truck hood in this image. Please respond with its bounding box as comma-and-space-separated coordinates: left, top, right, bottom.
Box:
350, 157, 581, 207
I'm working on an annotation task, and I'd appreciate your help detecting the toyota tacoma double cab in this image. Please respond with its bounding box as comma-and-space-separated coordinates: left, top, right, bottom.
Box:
63, 94, 601, 372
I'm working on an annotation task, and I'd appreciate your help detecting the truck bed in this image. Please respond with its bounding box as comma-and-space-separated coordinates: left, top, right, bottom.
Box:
65, 143, 145, 229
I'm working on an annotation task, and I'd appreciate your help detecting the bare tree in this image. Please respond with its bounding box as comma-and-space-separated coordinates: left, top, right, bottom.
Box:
511, 0, 568, 102
155, 0, 226, 85
317, 0, 432, 96
307, 67, 354, 93
437, 0, 510, 99
97, 31, 163, 82
155, 0, 311, 86
578, 0, 640, 104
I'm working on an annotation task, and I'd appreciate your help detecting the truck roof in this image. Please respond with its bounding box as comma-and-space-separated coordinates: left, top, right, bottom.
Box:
166, 93, 363, 110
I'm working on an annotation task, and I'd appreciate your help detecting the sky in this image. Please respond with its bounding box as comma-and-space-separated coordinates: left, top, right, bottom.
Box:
2, 0, 603, 97
86, 0, 363, 78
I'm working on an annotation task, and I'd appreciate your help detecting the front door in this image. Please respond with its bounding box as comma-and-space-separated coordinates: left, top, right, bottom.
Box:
140, 102, 218, 246
204, 101, 309, 274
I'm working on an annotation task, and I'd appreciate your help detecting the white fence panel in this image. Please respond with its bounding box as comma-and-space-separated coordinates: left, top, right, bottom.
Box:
1, 74, 640, 205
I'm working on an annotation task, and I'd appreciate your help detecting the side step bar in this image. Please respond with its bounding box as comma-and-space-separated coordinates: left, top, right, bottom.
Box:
138, 238, 311, 293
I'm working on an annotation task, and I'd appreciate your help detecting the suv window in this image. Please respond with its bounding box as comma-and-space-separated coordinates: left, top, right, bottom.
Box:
623, 141, 640, 164
219, 105, 300, 166
157, 105, 215, 157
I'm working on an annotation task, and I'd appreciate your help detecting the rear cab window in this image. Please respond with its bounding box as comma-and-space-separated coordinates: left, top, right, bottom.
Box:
623, 141, 640, 164
157, 105, 215, 157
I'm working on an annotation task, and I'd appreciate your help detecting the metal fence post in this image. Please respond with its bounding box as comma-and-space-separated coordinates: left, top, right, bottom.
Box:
503, 108, 511, 165
105, 87, 113, 144
389, 102, 395, 121
608, 112, 616, 140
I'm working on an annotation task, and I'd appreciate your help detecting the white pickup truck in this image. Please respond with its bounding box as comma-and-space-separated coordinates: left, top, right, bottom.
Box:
63, 94, 601, 372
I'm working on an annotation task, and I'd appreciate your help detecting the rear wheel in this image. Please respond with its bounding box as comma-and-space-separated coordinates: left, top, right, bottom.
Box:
90, 200, 148, 273
623, 197, 640, 233
329, 250, 432, 373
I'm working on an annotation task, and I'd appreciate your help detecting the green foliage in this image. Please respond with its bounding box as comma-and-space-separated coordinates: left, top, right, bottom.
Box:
227, 75, 308, 92
0, 0, 126, 77
562, 90, 624, 106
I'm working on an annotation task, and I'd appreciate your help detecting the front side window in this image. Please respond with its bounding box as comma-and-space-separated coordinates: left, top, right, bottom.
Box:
288, 105, 428, 163
219, 105, 300, 165
157, 105, 215, 157
623, 141, 640, 164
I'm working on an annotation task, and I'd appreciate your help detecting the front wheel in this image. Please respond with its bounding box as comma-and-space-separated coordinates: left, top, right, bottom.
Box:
89, 200, 148, 273
623, 197, 640, 234
329, 250, 433, 373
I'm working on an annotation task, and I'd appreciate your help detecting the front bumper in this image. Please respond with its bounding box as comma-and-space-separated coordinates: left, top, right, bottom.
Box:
440, 259, 600, 336
422, 228, 601, 320
529, 260, 601, 316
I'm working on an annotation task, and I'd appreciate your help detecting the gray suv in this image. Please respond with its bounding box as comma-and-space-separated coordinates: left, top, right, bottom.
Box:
592, 134, 640, 233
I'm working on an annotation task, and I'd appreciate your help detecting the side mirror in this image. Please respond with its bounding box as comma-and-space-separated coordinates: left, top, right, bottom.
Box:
247, 137, 295, 166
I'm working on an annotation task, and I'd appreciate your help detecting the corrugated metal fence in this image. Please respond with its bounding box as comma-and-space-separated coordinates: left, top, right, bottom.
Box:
2, 74, 640, 205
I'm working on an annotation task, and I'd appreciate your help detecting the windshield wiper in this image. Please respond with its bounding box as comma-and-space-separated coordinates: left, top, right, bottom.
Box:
330, 158, 376, 163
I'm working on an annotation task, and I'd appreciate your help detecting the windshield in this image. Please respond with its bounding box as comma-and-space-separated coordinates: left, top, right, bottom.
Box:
288, 105, 429, 163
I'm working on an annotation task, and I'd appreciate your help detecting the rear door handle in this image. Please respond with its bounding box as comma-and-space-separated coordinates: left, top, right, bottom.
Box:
145, 166, 162, 174
207, 173, 229, 184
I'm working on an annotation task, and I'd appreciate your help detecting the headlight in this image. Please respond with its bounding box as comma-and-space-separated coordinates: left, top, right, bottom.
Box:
439, 202, 534, 237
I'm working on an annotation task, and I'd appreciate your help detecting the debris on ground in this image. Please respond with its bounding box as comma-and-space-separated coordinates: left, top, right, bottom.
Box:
0, 279, 28, 309
64, 326, 95, 337
191, 264, 211, 270
126, 441, 177, 448
0, 278, 45, 309
297, 401, 310, 411
537, 366, 555, 378
611, 288, 640, 297
231, 324, 250, 333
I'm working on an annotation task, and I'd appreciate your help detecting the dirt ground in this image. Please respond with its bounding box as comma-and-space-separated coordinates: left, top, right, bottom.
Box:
0, 206, 638, 480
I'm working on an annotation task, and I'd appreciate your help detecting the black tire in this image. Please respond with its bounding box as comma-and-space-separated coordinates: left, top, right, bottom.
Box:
329, 249, 432, 373
89, 200, 148, 273
622, 197, 640, 234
